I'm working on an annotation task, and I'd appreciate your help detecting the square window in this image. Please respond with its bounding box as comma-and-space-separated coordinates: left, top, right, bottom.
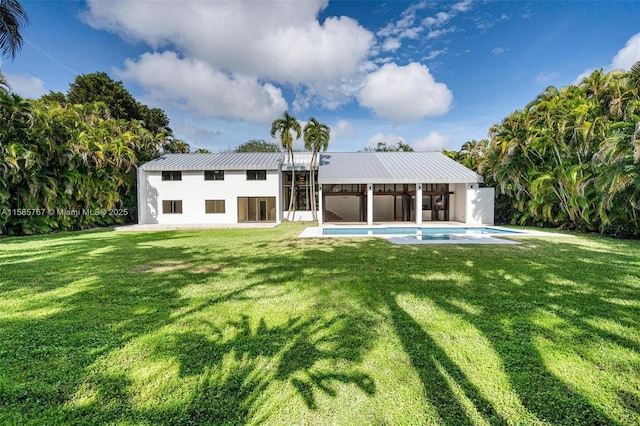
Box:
246, 170, 267, 180
162, 200, 183, 214
204, 170, 224, 180
162, 171, 182, 181
205, 200, 225, 214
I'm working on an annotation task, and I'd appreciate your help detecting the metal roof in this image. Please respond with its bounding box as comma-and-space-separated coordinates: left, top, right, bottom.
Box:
317, 152, 483, 184
140, 152, 283, 171
281, 152, 313, 170
140, 151, 482, 183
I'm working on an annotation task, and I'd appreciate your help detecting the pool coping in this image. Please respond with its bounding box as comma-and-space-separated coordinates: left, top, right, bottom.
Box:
298, 224, 568, 244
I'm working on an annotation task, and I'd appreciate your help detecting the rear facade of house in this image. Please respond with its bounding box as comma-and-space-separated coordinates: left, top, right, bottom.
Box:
137, 151, 494, 226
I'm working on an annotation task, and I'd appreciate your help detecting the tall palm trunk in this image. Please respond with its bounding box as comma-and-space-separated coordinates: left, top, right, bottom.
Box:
310, 149, 318, 221
288, 148, 296, 221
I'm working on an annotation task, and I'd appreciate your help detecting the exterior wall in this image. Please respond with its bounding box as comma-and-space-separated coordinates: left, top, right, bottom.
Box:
465, 187, 495, 225
324, 195, 362, 221
452, 183, 467, 223
140, 169, 280, 224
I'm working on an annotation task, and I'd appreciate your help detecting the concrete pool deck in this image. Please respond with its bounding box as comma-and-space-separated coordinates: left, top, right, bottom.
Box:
298, 223, 568, 244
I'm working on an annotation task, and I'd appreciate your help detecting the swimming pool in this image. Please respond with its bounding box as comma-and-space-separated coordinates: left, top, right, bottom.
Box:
321, 226, 522, 237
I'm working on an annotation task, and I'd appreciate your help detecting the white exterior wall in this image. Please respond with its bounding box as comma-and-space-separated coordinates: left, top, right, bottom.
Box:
465, 187, 495, 225
139, 169, 281, 224
452, 183, 467, 223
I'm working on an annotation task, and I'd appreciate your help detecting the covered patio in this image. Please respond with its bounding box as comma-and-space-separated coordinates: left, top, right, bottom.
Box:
317, 152, 493, 225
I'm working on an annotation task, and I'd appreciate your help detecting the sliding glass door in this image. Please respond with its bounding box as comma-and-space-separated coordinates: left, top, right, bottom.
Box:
237, 197, 276, 222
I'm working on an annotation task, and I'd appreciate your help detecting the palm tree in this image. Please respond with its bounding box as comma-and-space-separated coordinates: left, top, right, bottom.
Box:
303, 118, 330, 222
0, 71, 9, 93
271, 112, 301, 220
0, 0, 28, 59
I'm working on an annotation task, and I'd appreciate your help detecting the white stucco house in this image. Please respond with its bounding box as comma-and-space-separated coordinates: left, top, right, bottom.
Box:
137, 151, 494, 226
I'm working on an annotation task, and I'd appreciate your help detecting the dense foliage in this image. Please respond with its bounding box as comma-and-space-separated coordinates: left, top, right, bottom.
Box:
0, 88, 187, 235
364, 141, 414, 152
234, 138, 282, 152
451, 64, 640, 237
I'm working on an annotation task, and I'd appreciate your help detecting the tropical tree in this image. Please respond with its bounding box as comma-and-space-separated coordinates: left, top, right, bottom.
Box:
0, 87, 182, 235
474, 63, 640, 237
303, 118, 330, 221
271, 112, 301, 220
363, 141, 414, 152
0, 0, 28, 59
235, 139, 281, 152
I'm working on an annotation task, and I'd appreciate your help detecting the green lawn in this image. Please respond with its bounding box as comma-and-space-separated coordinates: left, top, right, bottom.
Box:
1, 223, 639, 425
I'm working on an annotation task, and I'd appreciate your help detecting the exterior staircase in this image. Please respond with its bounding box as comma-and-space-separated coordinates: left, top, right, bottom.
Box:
323, 209, 343, 221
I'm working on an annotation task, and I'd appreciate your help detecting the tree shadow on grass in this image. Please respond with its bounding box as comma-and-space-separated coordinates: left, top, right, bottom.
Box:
143, 313, 376, 423
2, 229, 638, 424
0, 229, 379, 424
284, 236, 637, 424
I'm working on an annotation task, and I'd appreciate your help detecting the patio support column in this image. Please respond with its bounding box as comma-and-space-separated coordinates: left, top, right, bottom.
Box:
416, 183, 423, 225
367, 183, 373, 225
318, 184, 323, 225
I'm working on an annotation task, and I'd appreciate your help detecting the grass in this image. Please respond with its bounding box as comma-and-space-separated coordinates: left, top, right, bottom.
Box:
0, 223, 639, 425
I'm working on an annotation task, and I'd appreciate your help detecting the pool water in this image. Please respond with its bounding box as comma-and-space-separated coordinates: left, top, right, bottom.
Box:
322, 226, 521, 237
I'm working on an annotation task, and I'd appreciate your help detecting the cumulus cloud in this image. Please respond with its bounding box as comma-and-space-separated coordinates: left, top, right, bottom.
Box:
382, 38, 402, 52
365, 132, 407, 149
82, 0, 375, 122
5, 73, 46, 98
358, 62, 453, 121
491, 47, 505, 55
574, 32, 640, 84
610, 32, 640, 70
115, 51, 287, 122
83, 0, 373, 86
331, 119, 356, 140
413, 132, 450, 151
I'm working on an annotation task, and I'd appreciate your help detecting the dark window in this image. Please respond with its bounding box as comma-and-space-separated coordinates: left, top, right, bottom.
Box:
204, 170, 224, 181
246, 170, 267, 180
162, 171, 182, 181
205, 200, 225, 214
162, 200, 183, 214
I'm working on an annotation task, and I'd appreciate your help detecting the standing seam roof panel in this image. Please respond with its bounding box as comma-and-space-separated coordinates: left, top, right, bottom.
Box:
141, 153, 283, 171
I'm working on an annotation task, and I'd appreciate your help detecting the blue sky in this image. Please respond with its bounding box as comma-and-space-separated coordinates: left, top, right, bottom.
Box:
4, 0, 640, 152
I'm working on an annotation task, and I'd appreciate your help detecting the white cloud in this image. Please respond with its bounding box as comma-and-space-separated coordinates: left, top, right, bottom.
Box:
423, 12, 451, 28
376, 2, 426, 54
452, 0, 474, 13
413, 132, 450, 151
491, 47, 505, 55
115, 51, 287, 123
426, 27, 457, 40
574, 32, 640, 84
83, 0, 373, 87
610, 32, 640, 71
358, 62, 453, 121
424, 48, 448, 61
82, 0, 376, 121
535, 71, 560, 84
5, 73, 46, 98
382, 38, 402, 52
366, 132, 407, 149
332, 119, 356, 139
